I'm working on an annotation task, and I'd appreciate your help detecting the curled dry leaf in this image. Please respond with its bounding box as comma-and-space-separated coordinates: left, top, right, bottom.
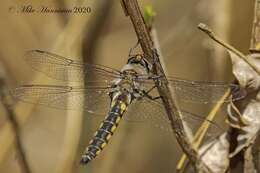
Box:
199, 133, 230, 173
227, 51, 260, 157
228, 52, 260, 89
226, 101, 250, 129
229, 100, 260, 157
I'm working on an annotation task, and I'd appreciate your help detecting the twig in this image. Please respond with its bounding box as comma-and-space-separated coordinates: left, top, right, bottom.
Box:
0, 78, 31, 173
146, 10, 195, 172
147, 10, 195, 172
121, 0, 207, 171
198, 23, 260, 76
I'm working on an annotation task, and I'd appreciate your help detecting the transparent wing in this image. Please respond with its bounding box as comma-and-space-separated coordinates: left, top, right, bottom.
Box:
12, 84, 112, 116
124, 97, 225, 142
24, 50, 121, 82
124, 98, 172, 132
12, 84, 225, 142
135, 76, 246, 103
167, 77, 246, 103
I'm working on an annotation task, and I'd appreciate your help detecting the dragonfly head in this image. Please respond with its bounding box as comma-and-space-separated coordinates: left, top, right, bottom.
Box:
127, 54, 151, 73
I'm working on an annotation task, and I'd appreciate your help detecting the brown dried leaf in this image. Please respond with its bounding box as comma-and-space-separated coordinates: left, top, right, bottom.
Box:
199, 133, 230, 173
228, 51, 260, 90
226, 101, 249, 129
227, 51, 260, 158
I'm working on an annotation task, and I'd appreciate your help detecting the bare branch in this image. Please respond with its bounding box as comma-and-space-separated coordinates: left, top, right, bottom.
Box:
121, 0, 207, 171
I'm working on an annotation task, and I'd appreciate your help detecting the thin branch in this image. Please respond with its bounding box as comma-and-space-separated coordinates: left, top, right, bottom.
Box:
121, 0, 207, 171
0, 78, 31, 173
198, 23, 260, 76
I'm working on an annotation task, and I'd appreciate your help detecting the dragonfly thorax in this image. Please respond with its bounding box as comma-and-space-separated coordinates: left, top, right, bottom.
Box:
111, 77, 143, 97
109, 62, 149, 99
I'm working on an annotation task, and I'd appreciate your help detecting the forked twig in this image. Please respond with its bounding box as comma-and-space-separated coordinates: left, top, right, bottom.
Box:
198, 23, 260, 76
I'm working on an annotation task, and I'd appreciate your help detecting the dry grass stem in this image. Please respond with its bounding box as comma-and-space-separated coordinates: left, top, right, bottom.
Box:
198, 23, 260, 76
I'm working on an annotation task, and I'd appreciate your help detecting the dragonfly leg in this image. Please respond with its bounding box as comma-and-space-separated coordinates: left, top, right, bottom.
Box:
151, 48, 160, 64
150, 48, 166, 75
146, 85, 157, 94
150, 96, 162, 100
129, 40, 140, 56
141, 86, 162, 101
144, 92, 162, 100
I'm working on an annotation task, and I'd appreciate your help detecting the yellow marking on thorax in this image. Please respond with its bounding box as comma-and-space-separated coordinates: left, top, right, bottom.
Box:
120, 102, 127, 113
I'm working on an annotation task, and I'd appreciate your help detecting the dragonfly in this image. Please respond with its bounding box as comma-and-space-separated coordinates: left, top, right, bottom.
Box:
12, 49, 246, 164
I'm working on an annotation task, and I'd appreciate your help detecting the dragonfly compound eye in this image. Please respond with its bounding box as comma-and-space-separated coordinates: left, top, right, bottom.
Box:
127, 54, 150, 72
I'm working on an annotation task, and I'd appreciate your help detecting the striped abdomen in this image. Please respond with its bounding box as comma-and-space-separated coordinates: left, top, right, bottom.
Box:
80, 92, 131, 164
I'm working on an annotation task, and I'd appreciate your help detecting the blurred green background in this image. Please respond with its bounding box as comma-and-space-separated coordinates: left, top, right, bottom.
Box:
0, 0, 254, 173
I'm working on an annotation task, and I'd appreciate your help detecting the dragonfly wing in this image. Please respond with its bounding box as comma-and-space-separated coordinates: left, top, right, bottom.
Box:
12, 85, 111, 116
24, 50, 121, 82
124, 97, 225, 142
132, 75, 246, 103
166, 77, 246, 103
124, 97, 172, 132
